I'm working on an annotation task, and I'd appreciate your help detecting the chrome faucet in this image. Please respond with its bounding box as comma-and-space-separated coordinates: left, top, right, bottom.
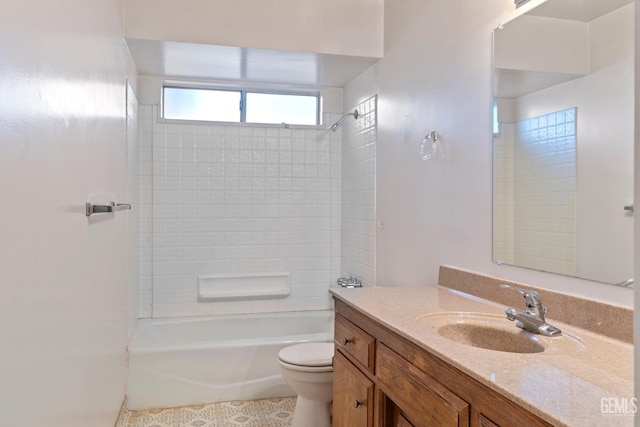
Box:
500, 284, 562, 337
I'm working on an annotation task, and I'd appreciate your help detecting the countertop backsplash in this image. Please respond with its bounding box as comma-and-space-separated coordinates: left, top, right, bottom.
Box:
438, 265, 633, 343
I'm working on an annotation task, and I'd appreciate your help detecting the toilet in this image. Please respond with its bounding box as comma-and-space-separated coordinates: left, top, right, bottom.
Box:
278, 342, 334, 427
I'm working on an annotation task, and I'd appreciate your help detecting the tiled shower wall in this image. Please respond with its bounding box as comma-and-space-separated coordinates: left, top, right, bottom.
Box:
494, 107, 576, 276
139, 106, 344, 317
341, 96, 377, 286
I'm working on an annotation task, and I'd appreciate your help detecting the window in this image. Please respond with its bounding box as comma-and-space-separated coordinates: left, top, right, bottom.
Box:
162, 86, 319, 126
245, 92, 317, 125
163, 87, 241, 122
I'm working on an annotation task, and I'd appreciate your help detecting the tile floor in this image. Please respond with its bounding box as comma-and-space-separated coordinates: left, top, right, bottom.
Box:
117, 398, 296, 427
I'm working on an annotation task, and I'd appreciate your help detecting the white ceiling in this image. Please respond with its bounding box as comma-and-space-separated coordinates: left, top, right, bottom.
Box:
126, 38, 380, 88
528, 0, 632, 22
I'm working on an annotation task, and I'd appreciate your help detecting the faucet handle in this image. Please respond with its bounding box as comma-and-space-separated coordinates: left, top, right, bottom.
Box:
500, 284, 542, 308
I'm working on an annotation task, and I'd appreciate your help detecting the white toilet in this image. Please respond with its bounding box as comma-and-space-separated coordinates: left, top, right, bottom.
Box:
278, 342, 334, 427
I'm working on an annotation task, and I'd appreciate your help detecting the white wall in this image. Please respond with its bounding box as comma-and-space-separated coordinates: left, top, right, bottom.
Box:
0, 0, 137, 426
344, 0, 633, 306
125, 0, 384, 59
126, 84, 141, 340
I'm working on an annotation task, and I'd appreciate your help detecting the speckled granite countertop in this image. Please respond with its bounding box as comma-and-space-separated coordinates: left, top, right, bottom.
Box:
330, 286, 634, 427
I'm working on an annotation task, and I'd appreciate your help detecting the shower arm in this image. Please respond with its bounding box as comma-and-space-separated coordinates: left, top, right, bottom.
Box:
329, 109, 359, 132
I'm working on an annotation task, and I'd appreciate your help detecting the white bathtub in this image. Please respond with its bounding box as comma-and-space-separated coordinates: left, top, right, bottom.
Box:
126, 310, 334, 410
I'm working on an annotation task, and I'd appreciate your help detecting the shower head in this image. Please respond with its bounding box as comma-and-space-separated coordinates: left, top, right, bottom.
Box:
329, 109, 359, 132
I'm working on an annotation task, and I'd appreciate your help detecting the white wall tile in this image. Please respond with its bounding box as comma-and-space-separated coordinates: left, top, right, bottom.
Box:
341, 96, 377, 287
141, 106, 340, 317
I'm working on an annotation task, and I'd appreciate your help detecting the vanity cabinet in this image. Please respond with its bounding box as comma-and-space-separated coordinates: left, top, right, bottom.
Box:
333, 299, 553, 427
333, 314, 375, 427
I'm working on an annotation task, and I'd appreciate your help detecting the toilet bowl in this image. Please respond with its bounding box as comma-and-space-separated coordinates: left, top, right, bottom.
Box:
278, 342, 334, 427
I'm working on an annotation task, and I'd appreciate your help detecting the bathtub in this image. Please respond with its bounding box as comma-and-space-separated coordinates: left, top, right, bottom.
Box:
126, 310, 334, 410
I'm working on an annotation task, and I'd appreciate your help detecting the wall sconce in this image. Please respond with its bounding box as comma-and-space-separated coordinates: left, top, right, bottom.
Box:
420, 131, 440, 160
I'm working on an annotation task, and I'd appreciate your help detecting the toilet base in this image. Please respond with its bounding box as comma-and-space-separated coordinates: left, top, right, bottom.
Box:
291, 395, 331, 427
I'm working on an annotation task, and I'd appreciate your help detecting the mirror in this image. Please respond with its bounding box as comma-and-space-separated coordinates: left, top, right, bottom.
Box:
492, 0, 634, 285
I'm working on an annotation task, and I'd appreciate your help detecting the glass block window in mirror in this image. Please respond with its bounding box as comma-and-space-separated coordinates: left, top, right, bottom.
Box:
492, 101, 500, 135
493, 107, 577, 276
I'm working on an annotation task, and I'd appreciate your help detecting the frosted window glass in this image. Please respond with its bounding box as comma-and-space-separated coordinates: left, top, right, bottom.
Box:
163, 87, 241, 122
245, 93, 318, 125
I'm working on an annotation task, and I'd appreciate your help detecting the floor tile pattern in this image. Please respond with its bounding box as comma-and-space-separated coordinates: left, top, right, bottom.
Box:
117, 398, 296, 427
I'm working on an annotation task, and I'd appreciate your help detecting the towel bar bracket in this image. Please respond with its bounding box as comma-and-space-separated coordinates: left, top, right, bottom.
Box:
86, 202, 132, 217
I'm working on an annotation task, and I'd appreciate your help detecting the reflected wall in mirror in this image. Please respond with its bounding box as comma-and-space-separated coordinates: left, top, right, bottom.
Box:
492, 0, 634, 285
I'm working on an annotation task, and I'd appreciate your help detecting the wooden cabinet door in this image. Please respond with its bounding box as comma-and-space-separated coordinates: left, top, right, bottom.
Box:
333, 350, 374, 427
376, 344, 469, 427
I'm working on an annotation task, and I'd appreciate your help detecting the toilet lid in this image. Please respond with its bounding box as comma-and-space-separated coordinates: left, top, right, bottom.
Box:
278, 342, 334, 367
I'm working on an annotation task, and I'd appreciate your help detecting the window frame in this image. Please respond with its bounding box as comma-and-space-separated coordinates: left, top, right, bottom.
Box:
161, 84, 321, 127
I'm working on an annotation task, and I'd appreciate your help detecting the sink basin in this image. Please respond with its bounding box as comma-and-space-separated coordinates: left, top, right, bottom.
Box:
417, 312, 548, 354
416, 312, 585, 355
437, 322, 546, 353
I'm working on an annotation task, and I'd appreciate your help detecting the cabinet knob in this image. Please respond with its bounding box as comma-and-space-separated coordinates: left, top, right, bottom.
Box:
343, 337, 352, 345
353, 400, 363, 408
